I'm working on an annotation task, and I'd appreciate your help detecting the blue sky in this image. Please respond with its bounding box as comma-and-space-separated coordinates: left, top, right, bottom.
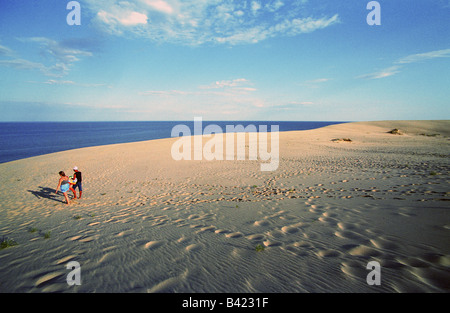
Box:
0, 0, 449, 121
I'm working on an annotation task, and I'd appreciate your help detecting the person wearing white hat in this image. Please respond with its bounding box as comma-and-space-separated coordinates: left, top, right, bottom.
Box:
72, 166, 83, 199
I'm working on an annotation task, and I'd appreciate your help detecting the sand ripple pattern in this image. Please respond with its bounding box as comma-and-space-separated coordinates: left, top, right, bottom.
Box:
0, 121, 449, 292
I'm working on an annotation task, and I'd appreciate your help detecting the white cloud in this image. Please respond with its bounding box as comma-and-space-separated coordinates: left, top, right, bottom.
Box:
98, 10, 148, 26
142, 0, 174, 14
215, 14, 339, 45
266, 0, 284, 12
251, 1, 262, 14
84, 0, 339, 45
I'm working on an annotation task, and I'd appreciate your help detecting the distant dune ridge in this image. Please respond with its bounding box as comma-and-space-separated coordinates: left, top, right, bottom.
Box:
0, 120, 449, 293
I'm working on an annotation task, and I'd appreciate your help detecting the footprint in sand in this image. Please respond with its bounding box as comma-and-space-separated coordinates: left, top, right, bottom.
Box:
143, 240, 165, 250
263, 240, 282, 247
189, 224, 204, 229
293, 241, 314, 249
279, 214, 299, 221
214, 229, 231, 234
377, 258, 405, 269
283, 245, 307, 256
196, 225, 216, 234
185, 243, 202, 252
177, 236, 191, 244
335, 230, 365, 241
115, 229, 134, 237
253, 220, 270, 227
348, 245, 383, 258
322, 212, 338, 218
225, 232, 244, 239
337, 222, 358, 231
267, 229, 285, 239
317, 249, 341, 258
309, 208, 324, 214
369, 238, 399, 251
318, 216, 338, 225
281, 225, 301, 234
246, 234, 265, 241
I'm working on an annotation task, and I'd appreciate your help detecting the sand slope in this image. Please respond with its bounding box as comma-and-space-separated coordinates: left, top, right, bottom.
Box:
0, 120, 449, 292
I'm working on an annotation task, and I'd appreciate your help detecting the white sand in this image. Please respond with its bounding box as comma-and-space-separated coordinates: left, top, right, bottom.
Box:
0, 120, 449, 292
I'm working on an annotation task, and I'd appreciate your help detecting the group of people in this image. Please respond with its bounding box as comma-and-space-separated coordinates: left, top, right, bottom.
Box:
55, 166, 83, 205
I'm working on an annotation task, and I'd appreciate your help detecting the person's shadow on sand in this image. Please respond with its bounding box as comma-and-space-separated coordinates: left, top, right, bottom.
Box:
28, 186, 66, 204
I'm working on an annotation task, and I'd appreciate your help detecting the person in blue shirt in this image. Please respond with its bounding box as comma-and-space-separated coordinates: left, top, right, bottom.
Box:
56, 171, 72, 205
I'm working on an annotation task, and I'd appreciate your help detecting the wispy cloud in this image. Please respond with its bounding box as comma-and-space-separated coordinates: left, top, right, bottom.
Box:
40, 79, 110, 88
138, 78, 264, 117
300, 77, 332, 89
396, 48, 450, 64
139, 89, 192, 96
23, 37, 93, 63
43, 79, 76, 85
253, 100, 315, 111
306, 78, 332, 84
359, 48, 450, 79
0, 58, 46, 72
0, 38, 93, 78
0, 44, 14, 56
84, 0, 339, 45
357, 66, 401, 80
198, 78, 256, 92
141, 78, 257, 96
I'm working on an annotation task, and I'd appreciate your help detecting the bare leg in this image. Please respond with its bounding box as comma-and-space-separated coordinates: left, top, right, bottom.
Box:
79, 191, 82, 199
70, 187, 77, 199
64, 192, 70, 205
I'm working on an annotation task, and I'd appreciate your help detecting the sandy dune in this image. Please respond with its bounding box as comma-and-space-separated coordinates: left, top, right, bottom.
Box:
0, 120, 449, 293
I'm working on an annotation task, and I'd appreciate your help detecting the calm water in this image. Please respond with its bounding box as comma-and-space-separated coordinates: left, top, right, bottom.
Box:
0, 121, 346, 163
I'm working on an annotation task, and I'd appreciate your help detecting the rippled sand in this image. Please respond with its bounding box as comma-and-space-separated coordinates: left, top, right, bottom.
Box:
0, 120, 449, 292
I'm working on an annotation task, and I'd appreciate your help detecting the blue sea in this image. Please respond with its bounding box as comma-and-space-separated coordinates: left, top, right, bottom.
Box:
0, 121, 346, 164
